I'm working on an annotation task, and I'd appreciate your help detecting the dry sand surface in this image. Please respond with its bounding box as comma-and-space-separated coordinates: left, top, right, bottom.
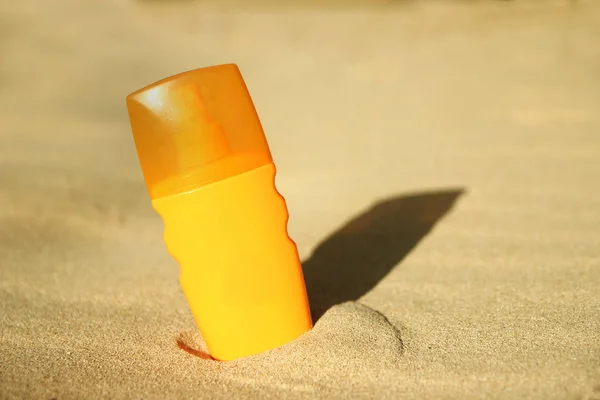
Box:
1, 0, 600, 398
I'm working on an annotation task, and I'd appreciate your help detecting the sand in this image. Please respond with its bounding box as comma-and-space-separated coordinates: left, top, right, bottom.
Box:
1, 0, 599, 398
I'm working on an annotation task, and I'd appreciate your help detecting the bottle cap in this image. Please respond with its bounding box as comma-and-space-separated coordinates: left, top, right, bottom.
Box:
126, 64, 273, 199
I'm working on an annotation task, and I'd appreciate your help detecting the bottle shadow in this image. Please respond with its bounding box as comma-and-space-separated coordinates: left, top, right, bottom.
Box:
302, 188, 465, 321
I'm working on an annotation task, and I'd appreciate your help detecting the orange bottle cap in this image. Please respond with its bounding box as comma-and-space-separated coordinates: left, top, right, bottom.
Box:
126, 64, 273, 199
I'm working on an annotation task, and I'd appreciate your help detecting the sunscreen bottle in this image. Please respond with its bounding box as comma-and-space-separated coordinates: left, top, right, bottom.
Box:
126, 64, 313, 361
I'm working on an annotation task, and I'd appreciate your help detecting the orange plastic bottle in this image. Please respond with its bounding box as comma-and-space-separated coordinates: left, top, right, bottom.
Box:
126, 64, 313, 361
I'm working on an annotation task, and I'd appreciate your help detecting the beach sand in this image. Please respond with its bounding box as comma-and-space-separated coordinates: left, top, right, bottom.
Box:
1, 0, 599, 398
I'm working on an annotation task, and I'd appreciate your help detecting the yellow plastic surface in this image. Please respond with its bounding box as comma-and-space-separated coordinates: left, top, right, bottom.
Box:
125, 64, 313, 360
153, 164, 312, 361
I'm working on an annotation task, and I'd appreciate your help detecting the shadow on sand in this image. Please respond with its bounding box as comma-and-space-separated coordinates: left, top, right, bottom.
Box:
302, 188, 465, 321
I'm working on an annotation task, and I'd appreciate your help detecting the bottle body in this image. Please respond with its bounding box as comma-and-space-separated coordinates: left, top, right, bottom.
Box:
152, 162, 313, 361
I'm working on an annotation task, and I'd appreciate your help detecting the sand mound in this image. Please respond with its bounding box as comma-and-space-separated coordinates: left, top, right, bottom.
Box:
177, 302, 404, 390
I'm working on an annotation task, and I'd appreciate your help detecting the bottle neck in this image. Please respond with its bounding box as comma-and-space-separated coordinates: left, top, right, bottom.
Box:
150, 153, 272, 199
